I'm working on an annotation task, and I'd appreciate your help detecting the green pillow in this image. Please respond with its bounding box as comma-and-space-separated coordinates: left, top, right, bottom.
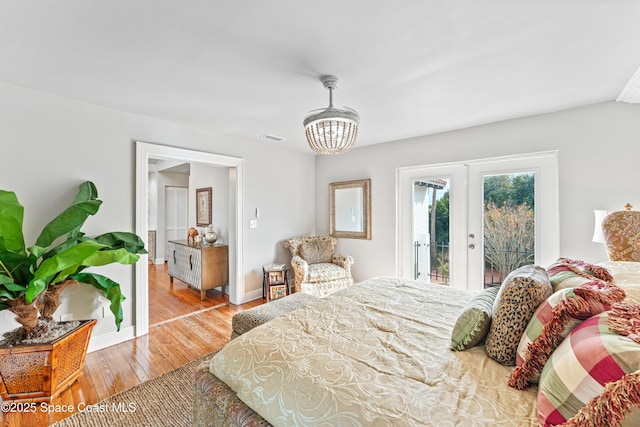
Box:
450, 286, 500, 351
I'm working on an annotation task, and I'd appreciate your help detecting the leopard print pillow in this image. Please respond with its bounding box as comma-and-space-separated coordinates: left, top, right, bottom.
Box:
485, 264, 552, 366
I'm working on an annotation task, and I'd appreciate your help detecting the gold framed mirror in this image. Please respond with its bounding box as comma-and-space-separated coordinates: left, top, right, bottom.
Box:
330, 179, 371, 240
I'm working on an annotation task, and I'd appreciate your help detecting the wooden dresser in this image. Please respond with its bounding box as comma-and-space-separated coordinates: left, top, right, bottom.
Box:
167, 240, 228, 300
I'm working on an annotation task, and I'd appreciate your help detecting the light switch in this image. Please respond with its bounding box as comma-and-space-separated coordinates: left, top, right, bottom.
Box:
250, 219, 258, 229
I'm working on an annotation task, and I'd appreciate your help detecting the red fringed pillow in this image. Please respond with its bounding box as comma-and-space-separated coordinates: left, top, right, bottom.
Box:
509, 280, 626, 389
547, 257, 613, 291
536, 305, 640, 427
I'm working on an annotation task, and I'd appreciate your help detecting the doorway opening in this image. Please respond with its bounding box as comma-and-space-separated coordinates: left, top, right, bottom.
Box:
135, 141, 244, 338
146, 160, 231, 326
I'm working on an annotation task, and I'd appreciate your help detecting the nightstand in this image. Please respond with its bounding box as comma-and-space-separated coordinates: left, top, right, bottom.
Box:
262, 264, 290, 302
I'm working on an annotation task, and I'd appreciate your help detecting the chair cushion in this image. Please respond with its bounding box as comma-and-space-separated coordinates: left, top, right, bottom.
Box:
307, 263, 348, 282
299, 241, 333, 264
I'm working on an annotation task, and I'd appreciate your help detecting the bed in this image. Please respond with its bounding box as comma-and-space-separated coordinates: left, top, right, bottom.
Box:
194, 261, 640, 427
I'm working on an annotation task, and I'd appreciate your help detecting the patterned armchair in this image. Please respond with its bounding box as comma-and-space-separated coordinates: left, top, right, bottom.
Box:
284, 235, 354, 298
602, 210, 640, 261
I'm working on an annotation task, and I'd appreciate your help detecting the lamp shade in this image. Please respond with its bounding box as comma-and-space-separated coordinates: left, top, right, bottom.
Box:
592, 210, 609, 243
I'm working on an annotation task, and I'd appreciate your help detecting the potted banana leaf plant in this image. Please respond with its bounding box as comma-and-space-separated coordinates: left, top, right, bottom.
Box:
0, 181, 146, 402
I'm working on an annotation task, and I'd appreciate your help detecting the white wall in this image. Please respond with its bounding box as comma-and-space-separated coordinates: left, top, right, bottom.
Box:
315, 101, 640, 282
188, 163, 229, 242
0, 82, 316, 340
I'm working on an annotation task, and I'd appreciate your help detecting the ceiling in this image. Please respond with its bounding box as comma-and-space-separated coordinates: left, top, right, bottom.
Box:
1, 1, 639, 154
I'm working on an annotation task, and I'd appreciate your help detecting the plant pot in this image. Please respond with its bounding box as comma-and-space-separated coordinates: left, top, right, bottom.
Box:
0, 319, 96, 403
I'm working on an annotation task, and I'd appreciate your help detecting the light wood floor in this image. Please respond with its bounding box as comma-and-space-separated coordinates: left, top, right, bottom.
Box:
148, 262, 231, 325
1, 264, 264, 427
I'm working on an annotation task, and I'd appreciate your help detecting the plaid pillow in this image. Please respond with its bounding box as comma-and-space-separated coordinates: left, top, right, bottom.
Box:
547, 258, 613, 291
536, 307, 640, 427
509, 281, 626, 389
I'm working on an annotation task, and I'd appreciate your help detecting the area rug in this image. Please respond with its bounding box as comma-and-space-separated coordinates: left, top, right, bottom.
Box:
52, 352, 216, 427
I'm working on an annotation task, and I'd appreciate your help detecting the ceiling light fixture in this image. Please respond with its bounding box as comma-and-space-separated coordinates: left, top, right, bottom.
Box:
303, 75, 359, 155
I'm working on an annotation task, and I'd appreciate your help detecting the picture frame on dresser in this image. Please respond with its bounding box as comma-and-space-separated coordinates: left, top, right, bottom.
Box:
196, 187, 212, 226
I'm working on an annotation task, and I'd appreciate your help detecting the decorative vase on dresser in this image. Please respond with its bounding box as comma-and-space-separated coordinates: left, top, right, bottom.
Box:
166, 240, 229, 300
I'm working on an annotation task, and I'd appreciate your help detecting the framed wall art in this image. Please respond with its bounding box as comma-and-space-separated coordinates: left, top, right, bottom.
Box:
196, 187, 212, 226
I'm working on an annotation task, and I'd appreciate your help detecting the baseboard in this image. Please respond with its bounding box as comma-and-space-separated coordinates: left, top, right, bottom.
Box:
87, 325, 135, 353
243, 287, 264, 304
154, 258, 165, 265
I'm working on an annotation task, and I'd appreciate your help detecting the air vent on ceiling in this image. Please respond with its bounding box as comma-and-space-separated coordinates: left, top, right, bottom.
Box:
260, 133, 286, 142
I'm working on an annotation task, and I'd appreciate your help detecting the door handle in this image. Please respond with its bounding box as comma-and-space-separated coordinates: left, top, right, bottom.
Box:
468, 234, 475, 239
469, 244, 475, 249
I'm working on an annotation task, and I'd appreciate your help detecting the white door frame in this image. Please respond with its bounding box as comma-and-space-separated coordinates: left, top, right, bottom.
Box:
397, 151, 559, 292
135, 141, 244, 337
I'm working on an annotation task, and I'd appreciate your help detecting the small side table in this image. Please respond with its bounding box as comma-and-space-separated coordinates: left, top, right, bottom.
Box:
262, 264, 290, 302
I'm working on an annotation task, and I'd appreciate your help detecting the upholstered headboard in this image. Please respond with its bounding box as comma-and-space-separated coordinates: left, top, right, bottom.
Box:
602, 210, 640, 261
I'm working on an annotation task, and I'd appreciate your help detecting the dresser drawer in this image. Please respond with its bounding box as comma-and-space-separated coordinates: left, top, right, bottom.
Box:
168, 241, 202, 288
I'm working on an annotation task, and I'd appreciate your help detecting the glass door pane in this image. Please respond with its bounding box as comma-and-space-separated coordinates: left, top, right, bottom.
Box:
482, 173, 535, 287
413, 179, 450, 283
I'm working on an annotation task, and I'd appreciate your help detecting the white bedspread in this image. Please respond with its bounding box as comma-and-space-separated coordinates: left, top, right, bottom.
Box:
211, 277, 538, 426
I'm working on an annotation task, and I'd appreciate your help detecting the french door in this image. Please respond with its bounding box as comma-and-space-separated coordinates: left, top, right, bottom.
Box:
397, 152, 559, 292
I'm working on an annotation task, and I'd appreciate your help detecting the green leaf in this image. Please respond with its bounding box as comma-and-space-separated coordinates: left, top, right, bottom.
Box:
0, 289, 15, 299
73, 181, 98, 204
25, 240, 106, 302
31, 181, 102, 259
0, 274, 27, 300
26, 279, 48, 303
82, 248, 140, 267
69, 272, 125, 331
2, 282, 27, 292
25, 242, 140, 303
0, 243, 31, 284
95, 232, 148, 254
31, 200, 102, 258
40, 233, 88, 262
0, 190, 25, 253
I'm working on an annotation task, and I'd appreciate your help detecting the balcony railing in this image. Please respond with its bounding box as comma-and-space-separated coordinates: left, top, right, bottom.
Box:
420, 242, 534, 287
